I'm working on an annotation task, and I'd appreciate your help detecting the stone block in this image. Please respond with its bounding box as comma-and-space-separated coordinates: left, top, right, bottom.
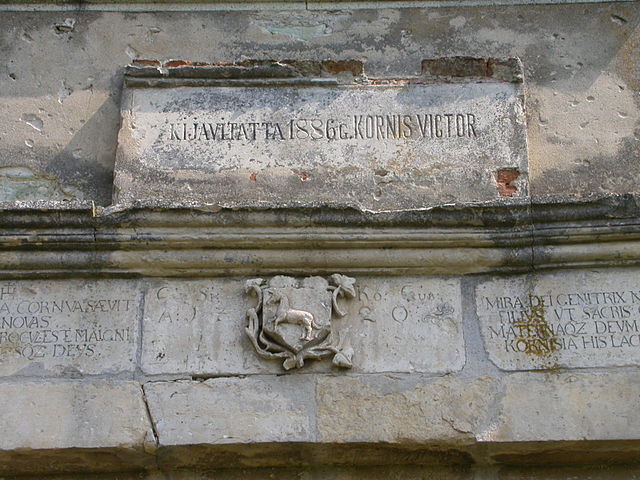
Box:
0, 380, 155, 474
141, 278, 272, 376
144, 374, 487, 468
143, 376, 315, 447
0, 280, 140, 376
114, 60, 528, 210
341, 277, 465, 374
486, 371, 640, 443
475, 268, 640, 370
141, 276, 464, 375
317, 371, 640, 462
316, 374, 497, 445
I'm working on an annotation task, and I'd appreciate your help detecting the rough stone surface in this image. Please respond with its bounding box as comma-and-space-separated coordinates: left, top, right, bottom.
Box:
316, 374, 497, 445
1, 3, 639, 477
0, 5, 637, 205
0, 280, 140, 376
143, 376, 315, 445
0, 380, 152, 450
487, 371, 640, 443
315, 371, 640, 447
0, 380, 155, 473
141, 276, 464, 375
0, 371, 639, 472
475, 268, 640, 370
114, 70, 527, 209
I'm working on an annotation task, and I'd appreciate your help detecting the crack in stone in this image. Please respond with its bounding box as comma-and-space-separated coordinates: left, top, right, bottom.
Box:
140, 383, 161, 459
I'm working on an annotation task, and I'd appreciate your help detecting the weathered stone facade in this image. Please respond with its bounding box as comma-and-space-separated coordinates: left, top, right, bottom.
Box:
1, 1, 639, 478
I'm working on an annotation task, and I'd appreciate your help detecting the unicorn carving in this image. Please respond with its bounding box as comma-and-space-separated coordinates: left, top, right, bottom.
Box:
273, 293, 321, 341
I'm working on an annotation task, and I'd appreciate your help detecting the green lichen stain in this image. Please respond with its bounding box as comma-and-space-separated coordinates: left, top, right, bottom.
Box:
0, 167, 76, 202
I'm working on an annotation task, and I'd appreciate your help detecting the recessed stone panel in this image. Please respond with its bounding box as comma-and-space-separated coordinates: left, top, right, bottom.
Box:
141, 276, 464, 375
476, 269, 640, 370
0, 280, 140, 376
114, 60, 528, 210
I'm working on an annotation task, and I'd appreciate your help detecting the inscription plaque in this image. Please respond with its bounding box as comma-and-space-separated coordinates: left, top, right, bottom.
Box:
114, 59, 528, 210
476, 269, 640, 370
142, 276, 464, 375
0, 276, 463, 376
0, 280, 139, 376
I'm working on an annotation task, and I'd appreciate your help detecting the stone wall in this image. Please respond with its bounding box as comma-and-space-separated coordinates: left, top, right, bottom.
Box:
0, 1, 639, 479
1, 1, 638, 205
1, 199, 640, 477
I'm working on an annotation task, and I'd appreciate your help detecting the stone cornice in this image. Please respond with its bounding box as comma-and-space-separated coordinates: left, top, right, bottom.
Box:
1, 194, 640, 277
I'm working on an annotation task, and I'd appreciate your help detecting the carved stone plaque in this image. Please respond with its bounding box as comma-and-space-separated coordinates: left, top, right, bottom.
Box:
0, 280, 139, 376
141, 276, 464, 375
0, 276, 463, 376
245, 275, 356, 370
476, 269, 640, 370
114, 59, 528, 210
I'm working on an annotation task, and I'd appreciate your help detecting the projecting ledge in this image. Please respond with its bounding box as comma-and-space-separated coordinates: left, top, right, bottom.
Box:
1, 195, 640, 276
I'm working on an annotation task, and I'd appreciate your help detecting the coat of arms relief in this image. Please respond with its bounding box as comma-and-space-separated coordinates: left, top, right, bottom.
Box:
245, 274, 356, 370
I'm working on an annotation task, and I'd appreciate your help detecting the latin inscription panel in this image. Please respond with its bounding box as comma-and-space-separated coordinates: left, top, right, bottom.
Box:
0, 280, 139, 376
115, 81, 528, 209
141, 277, 464, 375
476, 269, 640, 370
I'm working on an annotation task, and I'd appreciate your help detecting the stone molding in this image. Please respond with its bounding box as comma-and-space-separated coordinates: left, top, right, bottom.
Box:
1, 194, 640, 276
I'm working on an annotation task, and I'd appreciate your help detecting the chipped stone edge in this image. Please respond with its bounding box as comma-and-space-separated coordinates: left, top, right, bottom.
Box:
123, 57, 523, 88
